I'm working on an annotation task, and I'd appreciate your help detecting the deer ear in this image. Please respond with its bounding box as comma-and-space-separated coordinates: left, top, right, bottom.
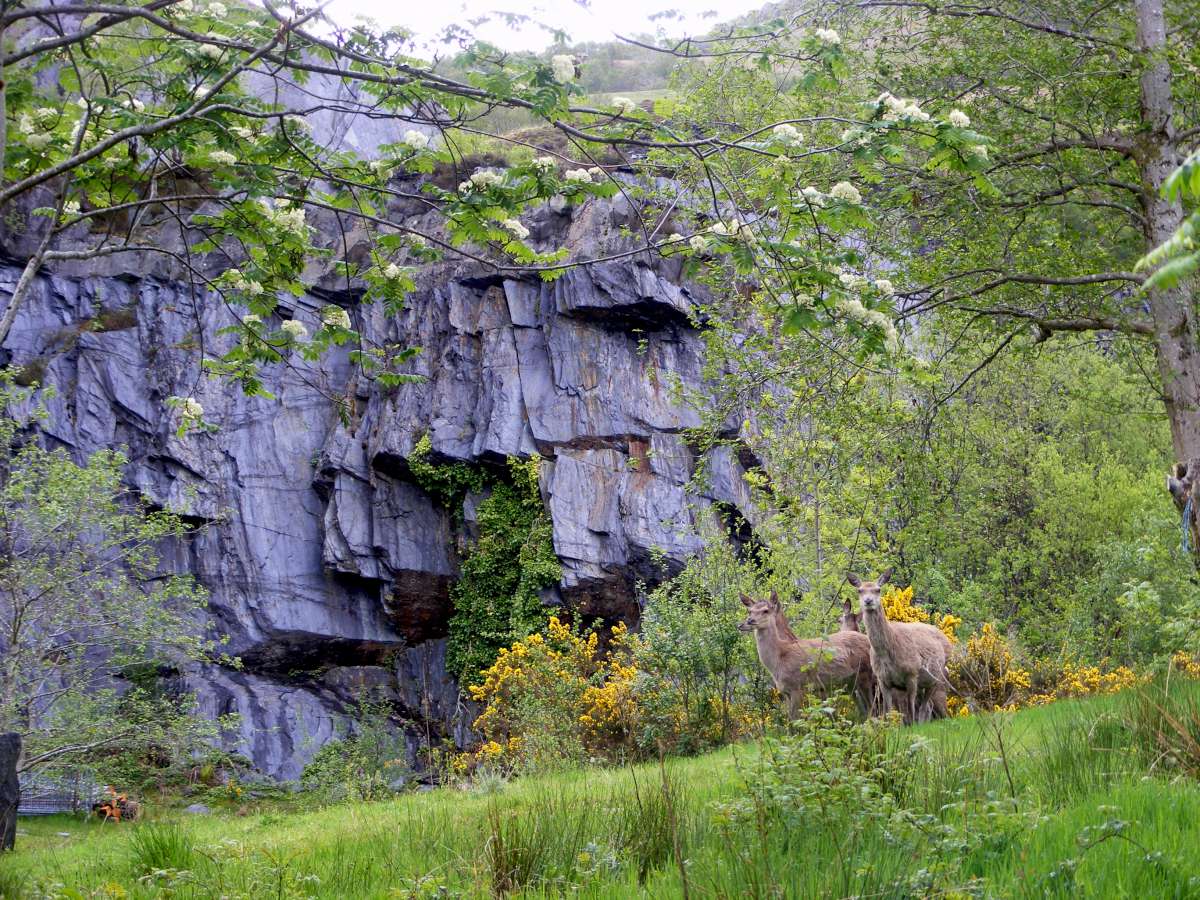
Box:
877, 568, 893, 586
740, 593, 753, 607
842, 597, 853, 612
768, 590, 780, 609
846, 573, 861, 587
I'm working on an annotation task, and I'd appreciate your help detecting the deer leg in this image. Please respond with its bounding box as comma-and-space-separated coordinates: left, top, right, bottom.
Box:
930, 683, 948, 720
873, 680, 890, 717
905, 674, 919, 725
786, 690, 802, 721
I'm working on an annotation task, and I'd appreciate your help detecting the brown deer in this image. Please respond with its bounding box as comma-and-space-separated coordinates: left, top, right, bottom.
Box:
848, 570, 951, 724
839, 597, 862, 633
738, 591, 874, 717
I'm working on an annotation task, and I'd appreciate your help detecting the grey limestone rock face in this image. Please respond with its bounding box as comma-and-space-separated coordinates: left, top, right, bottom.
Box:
0, 191, 750, 780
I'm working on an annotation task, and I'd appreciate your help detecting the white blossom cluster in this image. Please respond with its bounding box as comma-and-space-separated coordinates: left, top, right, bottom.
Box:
829, 181, 862, 204
120, 97, 146, 112
62, 200, 81, 216
877, 92, 930, 123
839, 127, 873, 147
813, 27, 840, 45
262, 199, 308, 238
949, 109, 971, 128
689, 234, 709, 251
280, 319, 308, 341
209, 149, 237, 166
208, 2, 227, 16
459, 169, 504, 193
532, 156, 557, 174
612, 96, 637, 114
563, 168, 593, 183
196, 44, 223, 60
382, 262, 404, 280
551, 54, 576, 82
321, 305, 352, 329
403, 129, 429, 150
230, 125, 255, 140
180, 397, 204, 421
226, 268, 264, 296
502, 218, 530, 240
836, 295, 901, 353
801, 185, 826, 208
18, 108, 58, 150
772, 123, 803, 148
242, 313, 262, 326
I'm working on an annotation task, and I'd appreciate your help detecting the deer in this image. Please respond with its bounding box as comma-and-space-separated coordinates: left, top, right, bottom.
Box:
847, 570, 951, 724
839, 596, 862, 633
738, 591, 875, 718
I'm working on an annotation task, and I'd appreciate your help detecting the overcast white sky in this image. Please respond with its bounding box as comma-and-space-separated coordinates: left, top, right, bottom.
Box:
325, 0, 769, 52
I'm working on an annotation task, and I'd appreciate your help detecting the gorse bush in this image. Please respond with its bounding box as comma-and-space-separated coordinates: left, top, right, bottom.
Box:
948, 623, 1144, 715
462, 617, 638, 773
462, 605, 773, 773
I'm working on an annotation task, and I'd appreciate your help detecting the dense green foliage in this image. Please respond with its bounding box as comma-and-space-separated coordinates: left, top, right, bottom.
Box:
0, 374, 220, 777
8, 682, 1200, 896
445, 457, 562, 685
406, 434, 488, 515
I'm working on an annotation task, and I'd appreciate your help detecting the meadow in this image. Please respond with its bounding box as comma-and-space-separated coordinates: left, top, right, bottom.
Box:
4, 679, 1200, 899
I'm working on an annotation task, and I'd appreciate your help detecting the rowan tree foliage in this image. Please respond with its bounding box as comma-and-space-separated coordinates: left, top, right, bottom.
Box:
0, 0, 985, 414
0, 375, 218, 775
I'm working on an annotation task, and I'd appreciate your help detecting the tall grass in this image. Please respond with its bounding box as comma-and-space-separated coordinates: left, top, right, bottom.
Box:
6, 685, 1200, 898
128, 821, 197, 874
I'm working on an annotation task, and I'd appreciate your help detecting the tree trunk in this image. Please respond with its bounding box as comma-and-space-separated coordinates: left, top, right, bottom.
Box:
1134, 0, 1200, 565
0, 732, 19, 852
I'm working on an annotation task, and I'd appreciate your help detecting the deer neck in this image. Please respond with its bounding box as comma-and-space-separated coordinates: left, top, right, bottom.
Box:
754, 615, 797, 681
861, 604, 896, 661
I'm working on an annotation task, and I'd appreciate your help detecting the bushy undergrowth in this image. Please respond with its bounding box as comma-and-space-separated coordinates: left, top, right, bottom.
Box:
299, 697, 411, 803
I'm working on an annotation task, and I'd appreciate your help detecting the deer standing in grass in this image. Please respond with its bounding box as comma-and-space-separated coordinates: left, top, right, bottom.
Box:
738, 591, 875, 717
848, 570, 951, 724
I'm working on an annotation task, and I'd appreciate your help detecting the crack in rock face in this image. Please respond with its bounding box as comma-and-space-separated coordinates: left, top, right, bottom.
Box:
0, 193, 754, 779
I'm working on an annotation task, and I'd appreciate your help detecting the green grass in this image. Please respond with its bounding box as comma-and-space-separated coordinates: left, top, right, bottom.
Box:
5, 683, 1200, 898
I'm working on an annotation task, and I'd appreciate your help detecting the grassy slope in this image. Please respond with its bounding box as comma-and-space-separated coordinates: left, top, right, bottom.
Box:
4, 688, 1200, 898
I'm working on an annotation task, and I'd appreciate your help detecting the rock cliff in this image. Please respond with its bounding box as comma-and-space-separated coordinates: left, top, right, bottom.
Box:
0, 186, 752, 779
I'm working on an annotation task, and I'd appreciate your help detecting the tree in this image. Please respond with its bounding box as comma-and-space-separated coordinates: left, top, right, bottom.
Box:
0, 374, 217, 783
0, 2, 973, 412
820, 0, 1200, 563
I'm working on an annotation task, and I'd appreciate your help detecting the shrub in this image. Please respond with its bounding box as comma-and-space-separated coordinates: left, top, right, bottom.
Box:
630, 545, 778, 756
949, 622, 1144, 714
300, 697, 410, 802
948, 623, 1032, 712
463, 617, 637, 773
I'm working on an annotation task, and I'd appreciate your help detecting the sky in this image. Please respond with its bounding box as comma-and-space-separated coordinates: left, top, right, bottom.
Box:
324, 0, 770, 53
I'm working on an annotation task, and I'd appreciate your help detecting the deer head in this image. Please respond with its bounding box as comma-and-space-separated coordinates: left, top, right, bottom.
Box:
846, 569, 892, 613
840, 597, 861, 631
738, 590, 781, 633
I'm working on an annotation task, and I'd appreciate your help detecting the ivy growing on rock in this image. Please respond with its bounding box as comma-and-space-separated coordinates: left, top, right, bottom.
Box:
445, 456, 562, 686
407, 434, 488, 515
